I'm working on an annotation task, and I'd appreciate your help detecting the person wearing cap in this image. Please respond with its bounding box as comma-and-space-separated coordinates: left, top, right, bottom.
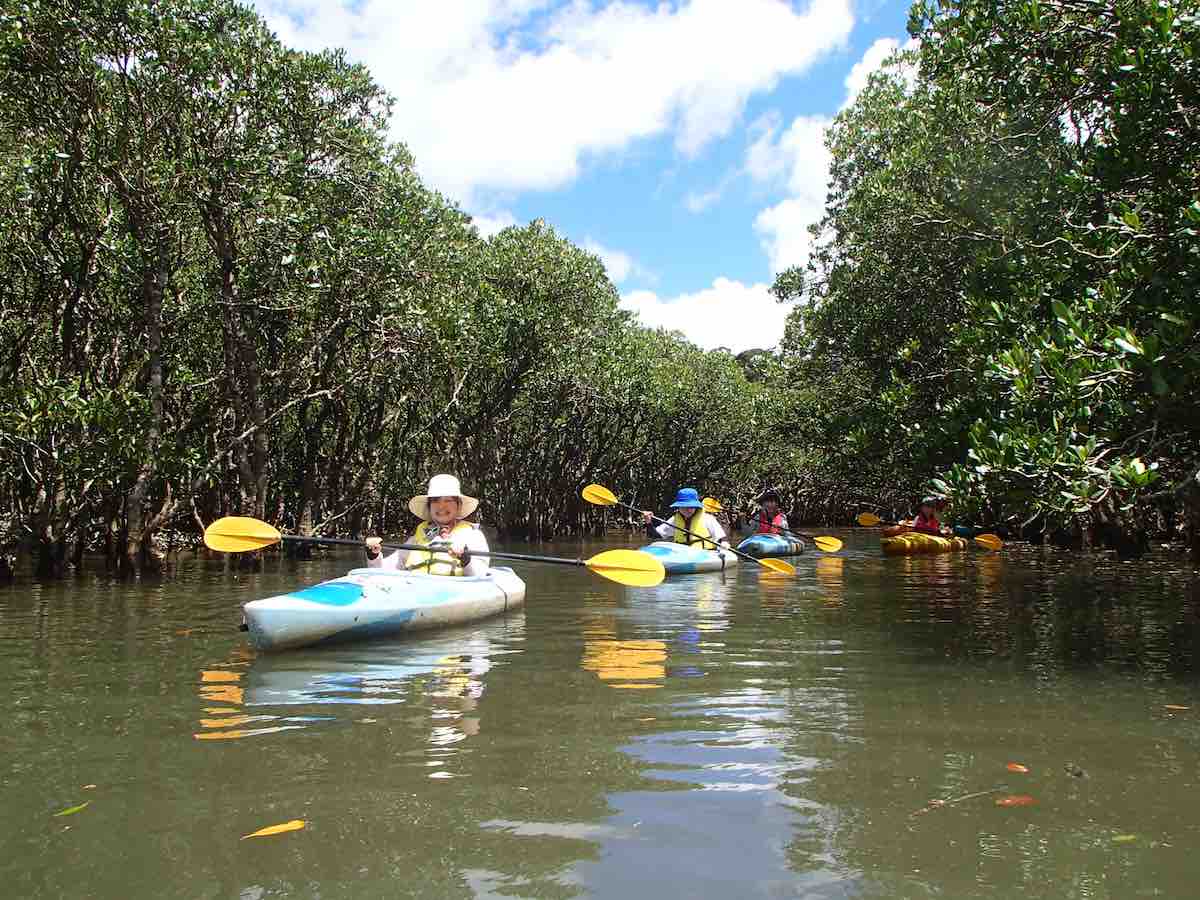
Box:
363, 474, 490, 576
911, 497, 947, 536
747, 488, 789, 535
641, 488, 729, 550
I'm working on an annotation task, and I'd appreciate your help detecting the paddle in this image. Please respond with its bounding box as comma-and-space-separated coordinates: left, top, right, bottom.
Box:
704, 497, 844, 553
202, 516, 665, 587
581, 484, 795, 576
855, 512, 1003, 551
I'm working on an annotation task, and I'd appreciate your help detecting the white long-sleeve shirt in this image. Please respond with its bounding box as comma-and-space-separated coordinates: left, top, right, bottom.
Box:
650, 511, 728, 546
367, 523, 491, 577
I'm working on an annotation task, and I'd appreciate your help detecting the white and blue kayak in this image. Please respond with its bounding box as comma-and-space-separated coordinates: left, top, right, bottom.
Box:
242, 567, 526, 652
639, 541, 739, 576
736, 533, 806, 558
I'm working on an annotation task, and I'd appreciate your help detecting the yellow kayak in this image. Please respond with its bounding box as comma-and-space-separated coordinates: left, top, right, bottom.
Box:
880, 532, 969, 556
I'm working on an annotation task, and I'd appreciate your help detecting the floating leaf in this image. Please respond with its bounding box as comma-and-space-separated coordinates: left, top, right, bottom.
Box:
82, 784, 97, 790
1006, 763, 1029, 773
1112, 834, 1138, 843
54, 802, 90, 817
994, 795, 1037, 808
241, 819, 306, 840
1164, 704, 1190, 711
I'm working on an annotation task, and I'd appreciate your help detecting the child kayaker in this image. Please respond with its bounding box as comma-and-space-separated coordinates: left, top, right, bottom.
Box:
364, 474, 490, 576
748, 488, 789, 535
642, 488, 730, 549
911, 497, 947, 536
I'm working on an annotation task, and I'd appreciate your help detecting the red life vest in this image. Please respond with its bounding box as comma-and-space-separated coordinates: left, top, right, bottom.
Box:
756, 511, 785, 535
912, 512, 941, 535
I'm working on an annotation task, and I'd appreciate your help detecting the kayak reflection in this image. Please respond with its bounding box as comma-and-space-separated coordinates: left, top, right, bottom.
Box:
193, 616, 524, 742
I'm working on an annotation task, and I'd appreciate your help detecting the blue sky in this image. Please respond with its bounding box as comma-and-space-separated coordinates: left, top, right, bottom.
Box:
254, 0, 915, 351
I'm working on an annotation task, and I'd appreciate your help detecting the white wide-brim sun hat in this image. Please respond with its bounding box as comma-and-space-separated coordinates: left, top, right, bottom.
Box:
408, 474, 479, 519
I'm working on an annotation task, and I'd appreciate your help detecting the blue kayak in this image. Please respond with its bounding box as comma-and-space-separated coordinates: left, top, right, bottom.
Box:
736, 533, 806, 558
242, 567, 527, 652
639, 541, 739, 575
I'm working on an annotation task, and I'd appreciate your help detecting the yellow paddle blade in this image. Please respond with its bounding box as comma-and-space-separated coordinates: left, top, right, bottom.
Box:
584, 549, 666, 587
974, 533, 1003, 551
811, 535, 843, 553
203, 516, 282, 553
703, 496, 723, 514
856, 512, 883, 527
756, 556, 796, 576
582, 483, 619, 506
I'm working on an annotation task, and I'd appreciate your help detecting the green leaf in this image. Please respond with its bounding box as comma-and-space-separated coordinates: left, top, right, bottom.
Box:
54, 802, 90, 817
1113, 335, 1142, 355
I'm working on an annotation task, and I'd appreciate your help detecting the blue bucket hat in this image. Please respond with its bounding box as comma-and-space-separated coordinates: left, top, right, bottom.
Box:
669, 488, 704, 509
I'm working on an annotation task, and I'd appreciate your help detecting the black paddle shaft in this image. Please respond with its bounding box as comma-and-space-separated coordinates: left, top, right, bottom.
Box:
281, 534, 588, 567
607, 497, 775, 569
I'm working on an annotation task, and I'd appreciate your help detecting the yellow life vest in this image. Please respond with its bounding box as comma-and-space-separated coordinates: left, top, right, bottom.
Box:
671, 511, 716, 550
404, 521, 476, 576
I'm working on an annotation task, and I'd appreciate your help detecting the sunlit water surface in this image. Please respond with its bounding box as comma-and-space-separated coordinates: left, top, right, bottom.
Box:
3, 532, 1200, 898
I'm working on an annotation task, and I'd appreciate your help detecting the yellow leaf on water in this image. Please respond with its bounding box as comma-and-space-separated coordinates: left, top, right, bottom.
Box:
241, 819, 306, 840
82, 784, 97, 790
54, 802, 90, 817
1112, 834, 1138, 843
1164, 704, 1190, 711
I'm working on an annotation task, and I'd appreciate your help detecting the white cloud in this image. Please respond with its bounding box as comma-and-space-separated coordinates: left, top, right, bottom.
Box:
471, 209, 518, 237
255, 0, 854, 203
747, 36, 915, 275
583, 238, 637, 284
755, 197, 822, 275
684, 186, 723, 213
746, 115, 832, 273
620, 278, 787, 352
843, 36, 899, 106
842, 35, 918, 108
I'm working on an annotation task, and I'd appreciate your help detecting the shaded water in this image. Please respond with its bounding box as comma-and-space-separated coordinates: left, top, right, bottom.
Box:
3, 532, 1200, 898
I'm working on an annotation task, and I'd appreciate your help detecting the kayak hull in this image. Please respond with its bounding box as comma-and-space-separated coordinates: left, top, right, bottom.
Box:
242, 567, 526, 652
880, 533, 969, 556
640, 541, 739, 575
736, 534, 805, 558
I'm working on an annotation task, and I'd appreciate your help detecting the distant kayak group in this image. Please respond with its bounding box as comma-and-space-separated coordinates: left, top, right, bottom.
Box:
203, 477, 996, 652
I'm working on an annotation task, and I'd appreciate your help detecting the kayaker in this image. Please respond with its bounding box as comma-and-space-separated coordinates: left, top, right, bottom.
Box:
364, 474, 490, 576
642, 488, 730, 549
747, 488, 789, 535
911, 497, 947, 536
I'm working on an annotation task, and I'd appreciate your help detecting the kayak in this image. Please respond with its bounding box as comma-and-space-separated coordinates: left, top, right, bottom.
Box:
242, 567, 526, 652
639, 541, 739, 575
736, 533, 805, 558
880, 532, 969, 556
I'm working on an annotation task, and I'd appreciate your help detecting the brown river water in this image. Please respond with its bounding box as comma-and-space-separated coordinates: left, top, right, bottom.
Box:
3, 530, 1200, 898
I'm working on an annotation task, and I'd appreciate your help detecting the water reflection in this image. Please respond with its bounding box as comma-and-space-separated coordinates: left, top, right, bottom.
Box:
192, 617, 524, 747
4, 539, 1200, 899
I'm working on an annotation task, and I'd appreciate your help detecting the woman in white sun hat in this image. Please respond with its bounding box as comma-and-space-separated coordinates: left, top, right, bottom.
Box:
364, 474, 490, 577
